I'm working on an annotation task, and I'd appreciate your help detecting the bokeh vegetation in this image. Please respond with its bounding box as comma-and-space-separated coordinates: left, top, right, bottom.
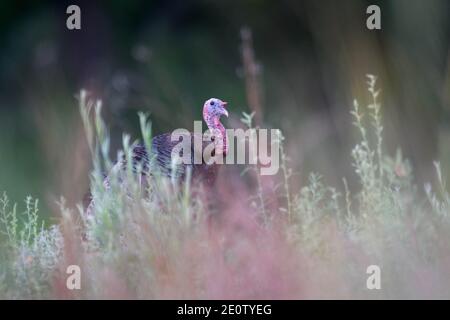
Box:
1, 0, 449, 212
1, 79, 450, 298
0, 0, 450, 299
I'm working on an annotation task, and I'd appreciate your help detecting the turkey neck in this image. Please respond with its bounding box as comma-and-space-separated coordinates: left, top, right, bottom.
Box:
205, 116, 228, 155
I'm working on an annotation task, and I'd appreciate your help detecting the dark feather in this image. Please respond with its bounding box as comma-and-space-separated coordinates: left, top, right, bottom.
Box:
130, 132, 222, 185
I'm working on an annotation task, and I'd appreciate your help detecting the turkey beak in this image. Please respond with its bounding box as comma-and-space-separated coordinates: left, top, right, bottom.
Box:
221, 108, 229, 117
221, 102, 228, 117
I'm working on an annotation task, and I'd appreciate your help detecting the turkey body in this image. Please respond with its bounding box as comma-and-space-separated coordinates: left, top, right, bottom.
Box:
131, 132, 223, 186
83, 97, 229, 214
83, 132, 221, 214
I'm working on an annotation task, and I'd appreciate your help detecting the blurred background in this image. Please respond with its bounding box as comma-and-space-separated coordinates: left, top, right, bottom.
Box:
0, 0, 449, 220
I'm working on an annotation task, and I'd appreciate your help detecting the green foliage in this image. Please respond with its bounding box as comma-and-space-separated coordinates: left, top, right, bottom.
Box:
0, 194, 63, 299
1, 78, 450, 299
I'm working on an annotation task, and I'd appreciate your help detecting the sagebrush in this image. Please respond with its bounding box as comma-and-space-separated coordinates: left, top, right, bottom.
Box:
1, 76, 450, 299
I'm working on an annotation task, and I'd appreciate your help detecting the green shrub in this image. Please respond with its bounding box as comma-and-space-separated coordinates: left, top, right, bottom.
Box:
1, 76, 450, 299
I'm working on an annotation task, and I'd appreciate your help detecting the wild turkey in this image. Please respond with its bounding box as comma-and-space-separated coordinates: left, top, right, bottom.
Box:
84, 98, 229, 215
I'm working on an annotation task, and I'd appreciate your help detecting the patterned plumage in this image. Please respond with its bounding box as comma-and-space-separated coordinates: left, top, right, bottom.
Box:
84, 98, 229, 215
131, 98, 229, 185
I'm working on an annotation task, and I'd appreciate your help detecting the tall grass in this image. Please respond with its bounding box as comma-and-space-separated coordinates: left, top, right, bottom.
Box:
1, 76, 450, 299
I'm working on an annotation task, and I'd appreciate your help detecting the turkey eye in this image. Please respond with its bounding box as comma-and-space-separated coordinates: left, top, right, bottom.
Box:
210, 101, 215, 106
